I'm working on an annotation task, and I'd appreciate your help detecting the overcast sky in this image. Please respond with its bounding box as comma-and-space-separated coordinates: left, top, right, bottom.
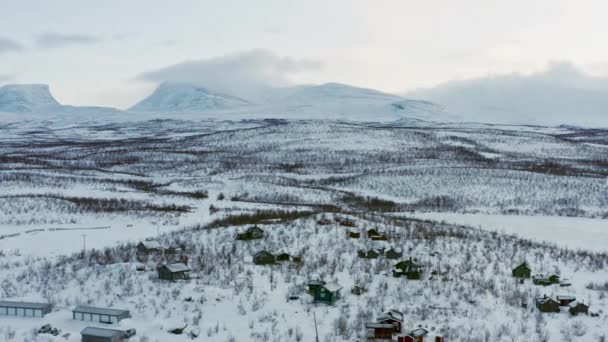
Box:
2, 0, 608, 109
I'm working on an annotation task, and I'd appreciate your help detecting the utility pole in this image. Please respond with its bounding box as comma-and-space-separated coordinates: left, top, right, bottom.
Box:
82, 234, 87, 251
314, 312, 319, 342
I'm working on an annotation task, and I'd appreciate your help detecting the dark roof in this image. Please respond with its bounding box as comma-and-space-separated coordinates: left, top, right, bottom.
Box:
410, 328, 429, 337
73, 305, 130, 317
0, 301, 52, 311
514, 262, 530, 270
81, 327, 124, 338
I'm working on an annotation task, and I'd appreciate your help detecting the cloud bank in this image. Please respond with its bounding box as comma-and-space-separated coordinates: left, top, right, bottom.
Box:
408, 62, 608, 127
136, 49, 321, 100
35, 32, 102, 48
0, 37, 23, 54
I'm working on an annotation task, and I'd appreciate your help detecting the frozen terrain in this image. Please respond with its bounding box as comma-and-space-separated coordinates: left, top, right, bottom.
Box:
0, 115, 606, 341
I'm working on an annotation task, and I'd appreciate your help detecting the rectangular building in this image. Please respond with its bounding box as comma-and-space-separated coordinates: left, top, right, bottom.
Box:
0, 301, 52, 318
73, 305, 130, 324
81, 327, 125, 342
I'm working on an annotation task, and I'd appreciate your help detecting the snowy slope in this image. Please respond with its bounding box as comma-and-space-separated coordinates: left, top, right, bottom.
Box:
130, 82, 250, 113
0, 84, 61, 112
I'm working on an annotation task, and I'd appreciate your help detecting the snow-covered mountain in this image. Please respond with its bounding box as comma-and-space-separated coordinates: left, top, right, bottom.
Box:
0, 83, 122, 119
130, 82, 250, 113
0, 84, 61, 112
126, 81, 453, 122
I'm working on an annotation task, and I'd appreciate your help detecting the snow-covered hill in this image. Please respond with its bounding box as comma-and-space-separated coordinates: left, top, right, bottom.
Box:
130, 82, 250, 113
0, 84, 61, 112
0, 83, 123, 120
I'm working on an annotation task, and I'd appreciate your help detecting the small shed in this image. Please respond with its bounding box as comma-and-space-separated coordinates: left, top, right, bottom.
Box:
399, 328, 429, 342
568, 302, 589, 316
253, 251, 275, 265
351, 285, 366, 296
311, 282, 343, 305
72, 305, 131, 324
0, 301, 52, 318
512, 262, 531, 278
386, 248, 403, 260
81, 327, 126, 342
535, 296, 560, 313
236, 226, 264, 241
348, 231, 360, 239
276, 252, 290, 262
136, 241, 161, 254
157, 262, 191, 281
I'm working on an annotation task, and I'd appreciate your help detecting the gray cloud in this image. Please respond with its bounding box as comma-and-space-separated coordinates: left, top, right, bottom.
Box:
0, 37, 24, 54
35, 32, 102, 48
408, 62, 608, 127
136, 49, 321, 100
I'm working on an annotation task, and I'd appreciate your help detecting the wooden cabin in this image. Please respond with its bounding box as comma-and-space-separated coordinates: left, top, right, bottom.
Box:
393, 258, 424, 280
377, 309, 403, 333
253, 251, 275, 265
568, 302, 589, 316
366, 323, 395, 339
317, 219, 332, 225
276, 252, 290, 262
311, 282, 343, 305
535, 296, 560, 313
236, 226, 264, 241
157, 262, 191, 281
512, 262, 531, 278
533, 274, 560, 286
385, 247, 403, 260
136, 241, 161, 254
358, 249, 380, 259
307, 280, 326, 295
340, 219, 357, 227
348, 231, 360, 239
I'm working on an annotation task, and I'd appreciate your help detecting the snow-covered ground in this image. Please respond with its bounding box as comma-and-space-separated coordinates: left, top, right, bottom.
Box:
407, 213, 608, 253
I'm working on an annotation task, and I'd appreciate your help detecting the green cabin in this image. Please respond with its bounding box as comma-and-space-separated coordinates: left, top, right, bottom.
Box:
533, 274, 560, 286
393, 258, 424, 280
237, 226, 264, 241
512, 262, 531, 278
310, 282, 343, 305
253, 250, 275, 265
358, 249, 380, 259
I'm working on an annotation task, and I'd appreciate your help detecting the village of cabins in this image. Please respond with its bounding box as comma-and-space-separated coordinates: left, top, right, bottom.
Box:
0, 217, 596, 342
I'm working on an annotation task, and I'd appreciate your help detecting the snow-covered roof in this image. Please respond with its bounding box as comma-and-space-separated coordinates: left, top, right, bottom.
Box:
73, 305, 130, 317
0, 301, 52, 311
409, 328, 429, 337
161, 263, 191, 273
80, 327, 124, 338
556, 295, 576, 300
322, 282, 343, 292
365, 323, 394, 329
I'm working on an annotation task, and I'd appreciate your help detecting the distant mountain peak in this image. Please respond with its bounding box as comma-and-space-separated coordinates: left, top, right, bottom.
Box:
0, 84, 61, 112
130, 82, 250, 113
